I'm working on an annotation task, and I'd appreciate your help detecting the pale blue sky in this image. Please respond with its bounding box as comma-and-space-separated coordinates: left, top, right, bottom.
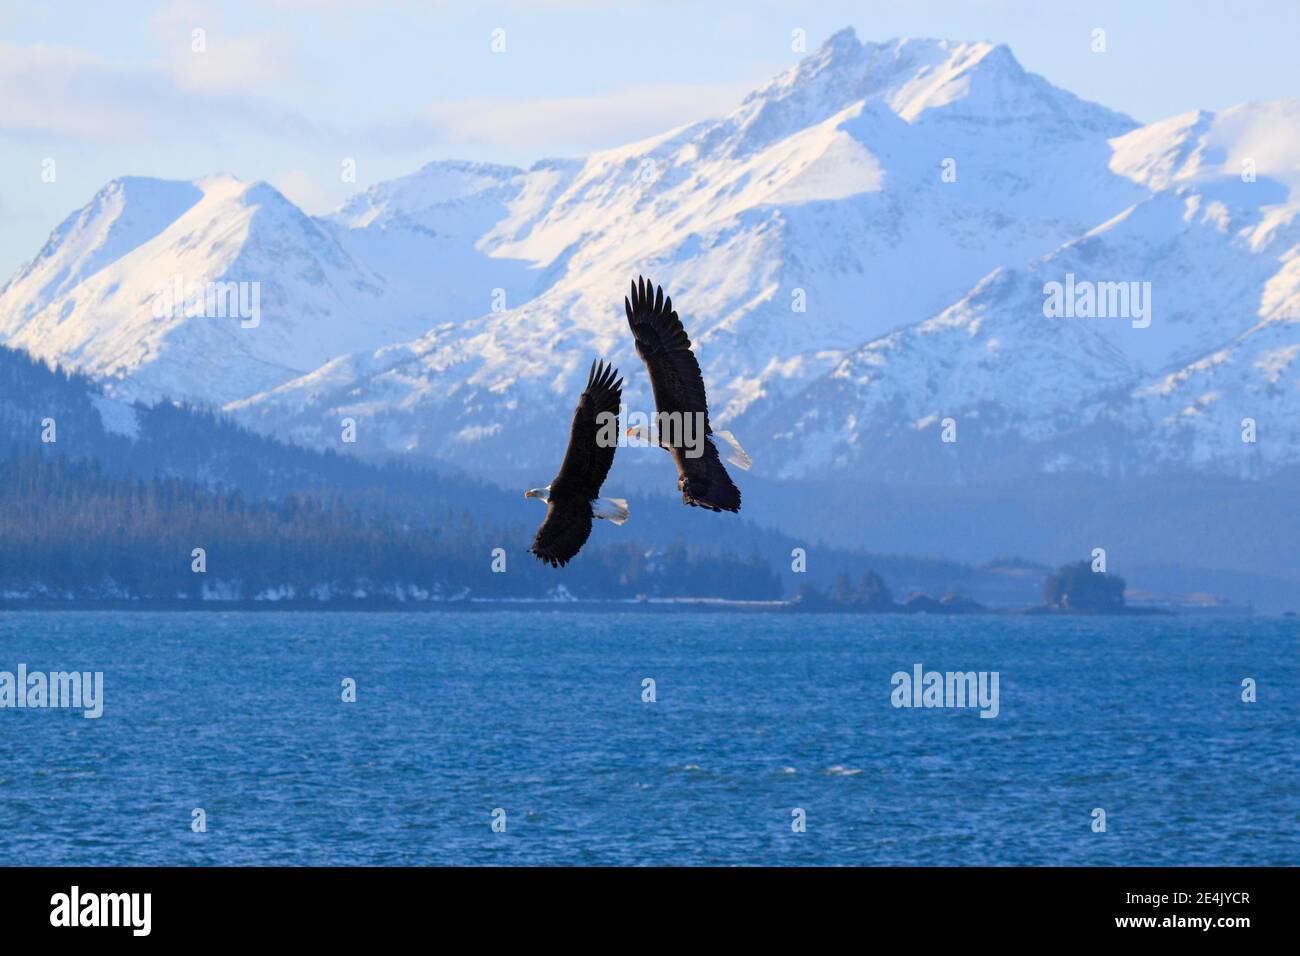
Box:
2, 0, 1297, 277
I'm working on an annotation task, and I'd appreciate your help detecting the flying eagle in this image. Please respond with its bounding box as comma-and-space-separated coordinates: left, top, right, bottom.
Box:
526, 359, 629, 567
624, 276, 751, 513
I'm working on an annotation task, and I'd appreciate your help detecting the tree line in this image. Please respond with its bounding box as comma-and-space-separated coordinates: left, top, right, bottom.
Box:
0, 455, 780, 603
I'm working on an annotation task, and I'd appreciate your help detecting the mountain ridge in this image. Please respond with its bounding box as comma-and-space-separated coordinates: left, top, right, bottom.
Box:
1, 28, 1296, 483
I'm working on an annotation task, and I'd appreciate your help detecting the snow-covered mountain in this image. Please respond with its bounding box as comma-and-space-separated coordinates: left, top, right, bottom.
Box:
3, 29, 1297, 482
0, 175, 428, 405
755, 98, 1300, 480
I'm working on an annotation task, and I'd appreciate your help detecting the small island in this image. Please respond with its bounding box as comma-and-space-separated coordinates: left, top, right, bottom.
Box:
789, 561, 1168, 615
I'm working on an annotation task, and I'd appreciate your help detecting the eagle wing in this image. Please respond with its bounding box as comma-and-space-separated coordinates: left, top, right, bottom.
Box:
683, 437, 741, 513
530, 359, 623, 566
553, 358, 622, 500
625, 277, 740, 513
624, 276, 710, 422
530, 499, 594, 568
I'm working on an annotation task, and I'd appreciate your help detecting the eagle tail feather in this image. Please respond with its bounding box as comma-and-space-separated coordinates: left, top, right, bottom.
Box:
713, 430, 752, 471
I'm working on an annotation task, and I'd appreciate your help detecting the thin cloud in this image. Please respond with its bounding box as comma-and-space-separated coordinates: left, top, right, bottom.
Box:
148, 0, 301, 95
0, 41, 325, 143
421, 82, 752, 153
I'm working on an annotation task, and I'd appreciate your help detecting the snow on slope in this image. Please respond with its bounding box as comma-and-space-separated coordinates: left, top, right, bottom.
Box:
0, 177, 203, 323
751, 98, 1300, 479
1133, 312, 1300, 474
225, 30, 1156, 472
0, 175, 433, 405
323, 159, 559, 334
4, 28, 1298, 481
333, 159, 526, 229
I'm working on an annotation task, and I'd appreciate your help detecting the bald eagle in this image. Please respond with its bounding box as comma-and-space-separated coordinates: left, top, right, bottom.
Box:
526, 359, 629, 567
624, 277, 750, 513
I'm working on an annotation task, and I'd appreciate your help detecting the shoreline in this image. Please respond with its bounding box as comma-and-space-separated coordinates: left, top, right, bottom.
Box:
0, 598, 1220, 616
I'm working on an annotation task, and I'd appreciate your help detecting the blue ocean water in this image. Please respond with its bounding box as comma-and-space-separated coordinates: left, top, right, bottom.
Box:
0, 610, 1295, 866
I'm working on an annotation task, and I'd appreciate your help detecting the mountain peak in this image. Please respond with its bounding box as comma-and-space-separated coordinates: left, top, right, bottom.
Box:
6, 29, 1295, 488
0, 175, 203, 309
331, 159, 524, 229
809, 26, 862, 66
1109, 99, 1300, 198
738, 29, 1122, 141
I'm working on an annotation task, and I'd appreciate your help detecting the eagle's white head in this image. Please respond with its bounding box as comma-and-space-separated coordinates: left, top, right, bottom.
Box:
523, 485, 551, 502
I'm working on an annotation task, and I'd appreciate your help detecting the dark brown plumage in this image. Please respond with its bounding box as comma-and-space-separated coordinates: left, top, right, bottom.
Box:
529, 359, 624, 567
625, 276, 742, 513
